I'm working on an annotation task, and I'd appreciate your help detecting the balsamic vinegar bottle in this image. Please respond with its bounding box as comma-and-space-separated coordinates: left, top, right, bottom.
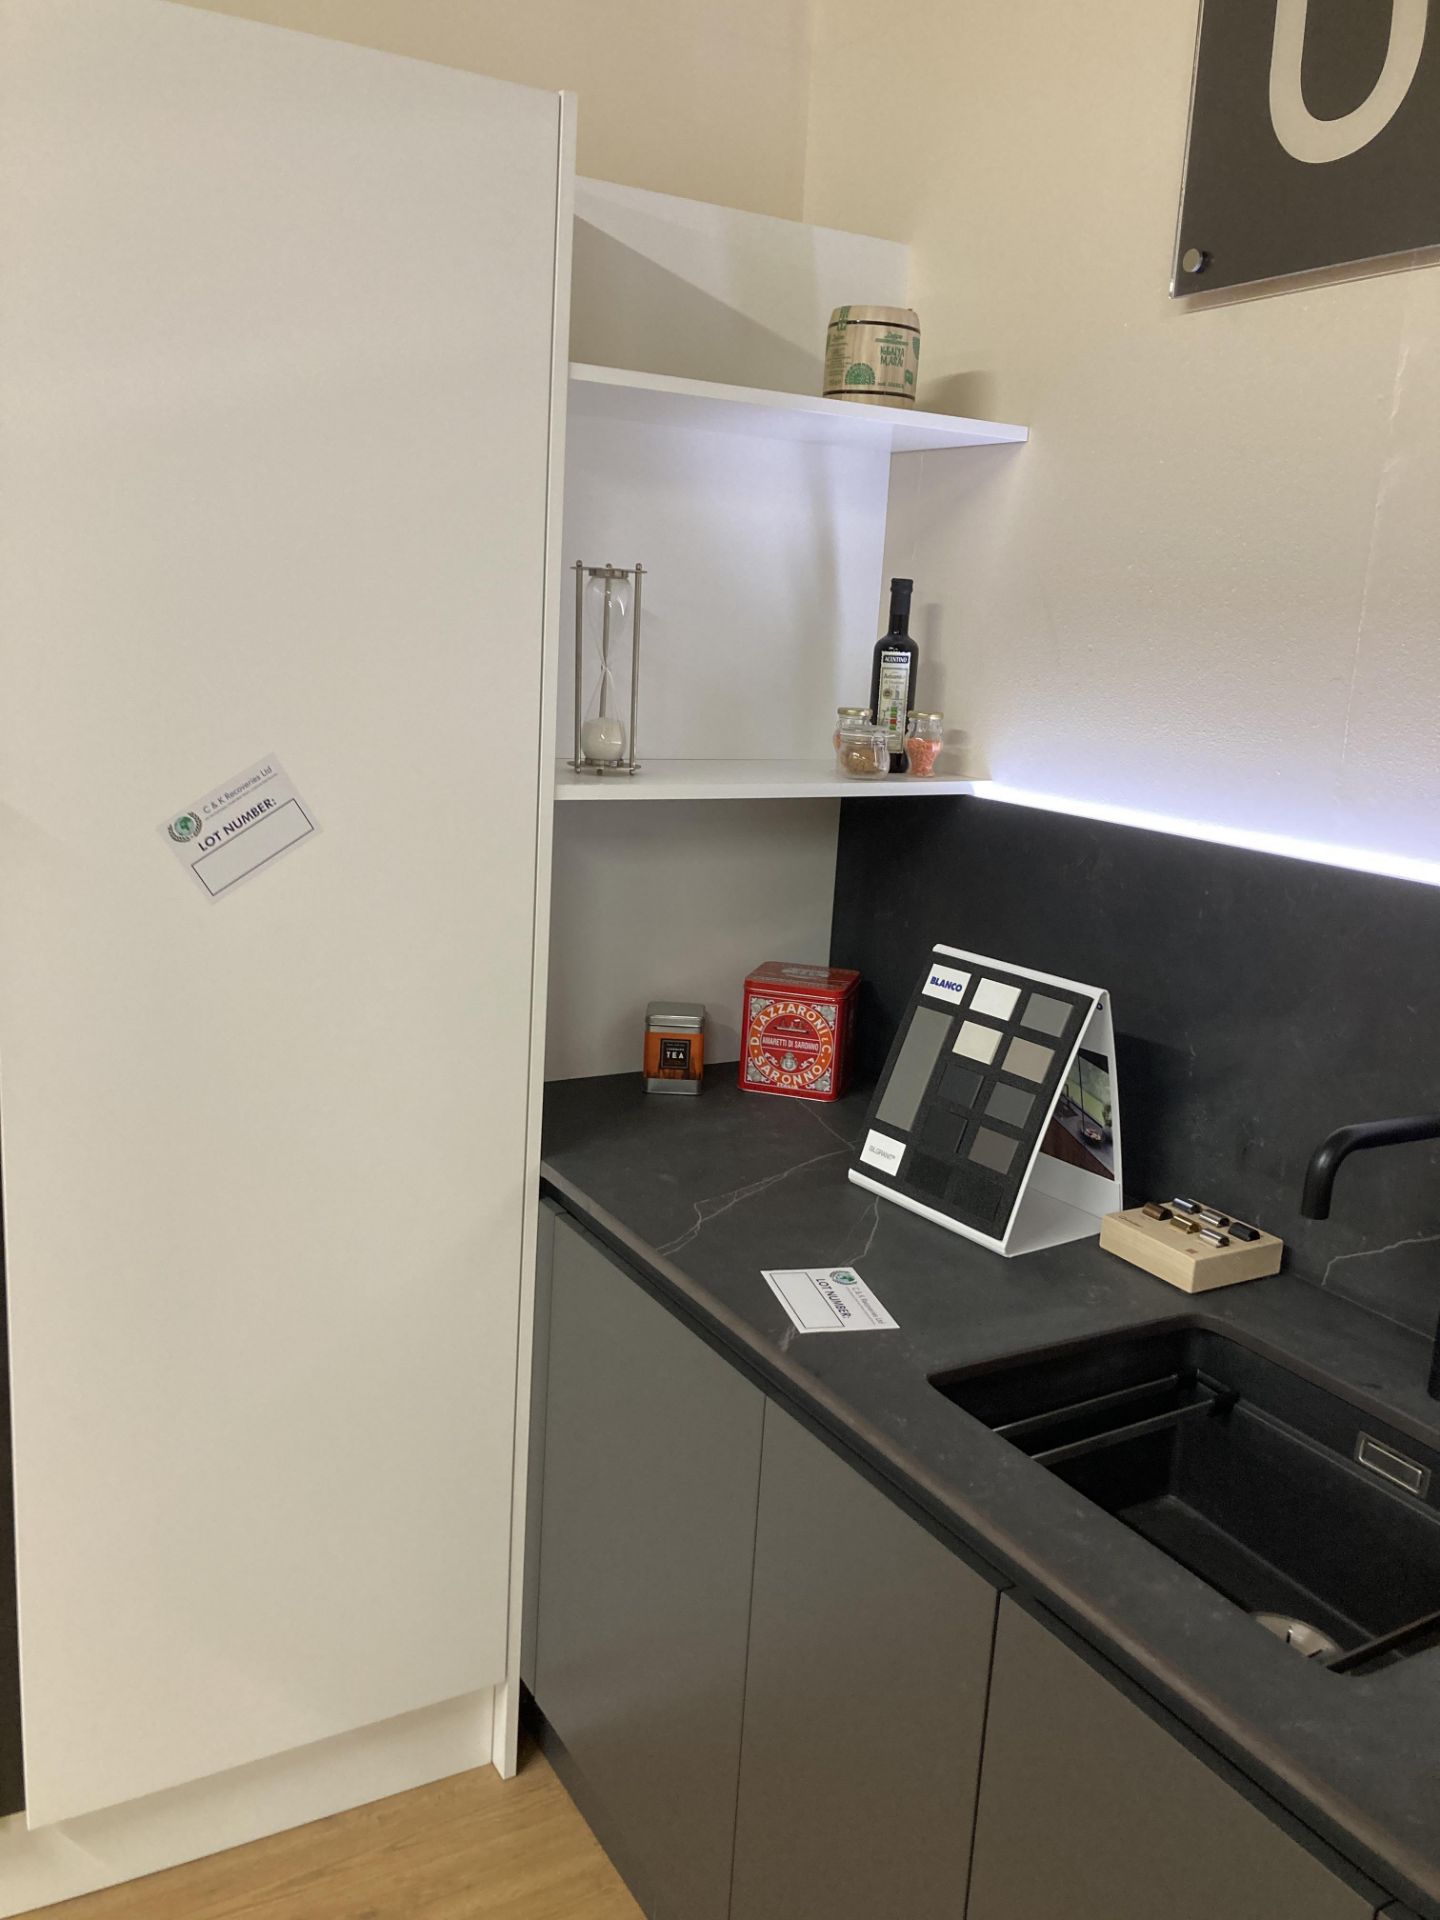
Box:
868, 577, 918, 774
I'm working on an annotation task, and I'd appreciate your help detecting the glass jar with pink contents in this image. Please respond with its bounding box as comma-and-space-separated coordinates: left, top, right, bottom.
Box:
904, 710, 944, 777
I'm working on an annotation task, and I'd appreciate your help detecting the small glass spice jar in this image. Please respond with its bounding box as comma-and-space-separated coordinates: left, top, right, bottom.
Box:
834, 707, 888, 779
904, 710, 944, 777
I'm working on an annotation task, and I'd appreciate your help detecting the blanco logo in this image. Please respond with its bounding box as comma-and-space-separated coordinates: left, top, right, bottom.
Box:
923, 967, 972, 1006
860, 1130, 905, 1175
1270, 0, 1428, 165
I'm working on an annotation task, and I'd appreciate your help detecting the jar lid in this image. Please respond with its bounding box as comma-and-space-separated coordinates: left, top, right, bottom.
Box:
909, 711, 944, 723
829, 305, 920, 328
646, 999, 706, 1031
836, 705, 869, 716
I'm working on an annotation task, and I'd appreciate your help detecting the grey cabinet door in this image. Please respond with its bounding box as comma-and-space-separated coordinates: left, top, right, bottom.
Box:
968, 1599, 1379, 1920
731, 1401, 998, 1920
519, 1200, 558, 1695
535, 1214, 764, 1920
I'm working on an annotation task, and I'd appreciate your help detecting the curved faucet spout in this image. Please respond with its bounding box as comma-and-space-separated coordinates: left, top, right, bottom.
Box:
1300, 1115, 1440, 1220
1300, 1113, 1440, 1404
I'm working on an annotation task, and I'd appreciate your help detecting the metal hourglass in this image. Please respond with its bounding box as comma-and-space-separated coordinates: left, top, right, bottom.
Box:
571, 561, 645, 775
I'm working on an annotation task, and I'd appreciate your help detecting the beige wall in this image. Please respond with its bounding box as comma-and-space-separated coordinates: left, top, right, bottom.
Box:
805, 1, 1440, 858
179, 0, 815, 219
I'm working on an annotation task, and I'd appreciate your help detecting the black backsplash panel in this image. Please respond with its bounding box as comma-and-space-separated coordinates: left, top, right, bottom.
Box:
831, 799, 1440, 1334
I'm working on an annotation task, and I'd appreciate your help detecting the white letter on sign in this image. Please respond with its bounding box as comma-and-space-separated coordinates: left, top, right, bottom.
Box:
1270, 0, 1427, 164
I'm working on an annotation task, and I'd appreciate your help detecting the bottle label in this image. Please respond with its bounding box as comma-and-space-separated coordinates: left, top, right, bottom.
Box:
876, 650, 912, 747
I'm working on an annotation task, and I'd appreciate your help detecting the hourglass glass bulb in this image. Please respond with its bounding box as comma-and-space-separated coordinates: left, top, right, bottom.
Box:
585, 572, 629, 626
580, 568, 631, 764
581, 715, 626, 762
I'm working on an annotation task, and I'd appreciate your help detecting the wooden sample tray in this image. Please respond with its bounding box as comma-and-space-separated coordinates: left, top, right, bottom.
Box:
1100, 1205, 1283, 1294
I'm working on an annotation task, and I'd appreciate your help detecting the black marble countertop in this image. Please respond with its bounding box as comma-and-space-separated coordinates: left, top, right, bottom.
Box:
542, 1069, 1440, 1919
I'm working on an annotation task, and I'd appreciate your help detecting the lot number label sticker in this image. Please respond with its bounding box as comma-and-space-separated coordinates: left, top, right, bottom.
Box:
763, 1267, 899, 1335
161, 756, 319, 900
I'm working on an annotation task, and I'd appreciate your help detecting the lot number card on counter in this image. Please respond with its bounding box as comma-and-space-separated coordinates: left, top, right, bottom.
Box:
850, 945, 1123, 1257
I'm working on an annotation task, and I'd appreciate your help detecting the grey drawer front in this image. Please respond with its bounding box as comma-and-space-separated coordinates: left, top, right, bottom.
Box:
731, 1400, 997, 1920
968, 1598, 1378, 1920
535, 1214, 763, 1920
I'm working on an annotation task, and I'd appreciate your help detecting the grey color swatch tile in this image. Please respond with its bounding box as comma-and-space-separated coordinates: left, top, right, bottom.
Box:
970, 1128, 1019, 1175
1021, 991, 1073, 1037
877, 1006, 952, 1132
1003, 1035, 1054, 1083
985, 1083, 1034, 1128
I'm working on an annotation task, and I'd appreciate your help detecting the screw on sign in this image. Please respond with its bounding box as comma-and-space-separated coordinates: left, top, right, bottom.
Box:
739, 962, 861, 1103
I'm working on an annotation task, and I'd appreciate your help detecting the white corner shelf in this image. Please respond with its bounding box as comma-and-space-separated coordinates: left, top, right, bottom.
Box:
569, 363, 1028, 454
555, 759, 978, 802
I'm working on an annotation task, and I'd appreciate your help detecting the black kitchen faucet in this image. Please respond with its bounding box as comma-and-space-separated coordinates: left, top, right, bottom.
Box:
1301, 1115, 1440, 1400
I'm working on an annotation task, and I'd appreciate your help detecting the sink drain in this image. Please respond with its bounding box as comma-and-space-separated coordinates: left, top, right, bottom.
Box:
1252, 1612, 1342, 1660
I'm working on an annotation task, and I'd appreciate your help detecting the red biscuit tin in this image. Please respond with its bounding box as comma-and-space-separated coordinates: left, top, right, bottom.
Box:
740, 961, 861, 1102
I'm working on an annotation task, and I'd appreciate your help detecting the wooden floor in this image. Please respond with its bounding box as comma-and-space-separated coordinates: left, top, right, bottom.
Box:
31, 1746, 642, 1920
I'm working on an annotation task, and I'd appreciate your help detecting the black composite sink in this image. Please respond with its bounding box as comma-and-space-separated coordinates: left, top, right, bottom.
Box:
933, 1324, 1440, 1672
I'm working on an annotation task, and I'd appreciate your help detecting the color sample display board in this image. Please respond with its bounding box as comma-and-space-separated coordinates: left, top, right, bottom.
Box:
850, 946, 1123, 1257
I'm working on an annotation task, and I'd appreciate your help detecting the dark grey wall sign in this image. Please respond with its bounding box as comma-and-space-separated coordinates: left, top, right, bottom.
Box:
1175, 0, 1439, 293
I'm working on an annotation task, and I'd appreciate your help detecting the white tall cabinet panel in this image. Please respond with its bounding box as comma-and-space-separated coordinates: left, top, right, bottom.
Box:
0, 0, 566, 1823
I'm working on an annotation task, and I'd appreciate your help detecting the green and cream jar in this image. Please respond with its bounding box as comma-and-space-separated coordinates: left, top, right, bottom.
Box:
823, 304, 921, 408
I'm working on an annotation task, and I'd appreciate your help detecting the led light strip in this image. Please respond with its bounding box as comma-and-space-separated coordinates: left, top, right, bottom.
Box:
967, 783, 1440, 890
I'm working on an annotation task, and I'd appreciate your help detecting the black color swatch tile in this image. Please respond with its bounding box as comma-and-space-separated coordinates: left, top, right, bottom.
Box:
907, 1151, 954, 1201
946, 1157, 1005, 1225
917, 1106, 967, 1160
939, 1059, 983, 1110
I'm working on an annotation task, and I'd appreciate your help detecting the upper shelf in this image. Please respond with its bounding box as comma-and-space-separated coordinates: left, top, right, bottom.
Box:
555, 759, 977, 802
569, 363, 1029, 454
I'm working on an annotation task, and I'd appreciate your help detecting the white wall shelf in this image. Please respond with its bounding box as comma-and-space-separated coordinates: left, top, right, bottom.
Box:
551, 187, 1029, 1082
569, 363, 1028, 454
556, 759, 976, 802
